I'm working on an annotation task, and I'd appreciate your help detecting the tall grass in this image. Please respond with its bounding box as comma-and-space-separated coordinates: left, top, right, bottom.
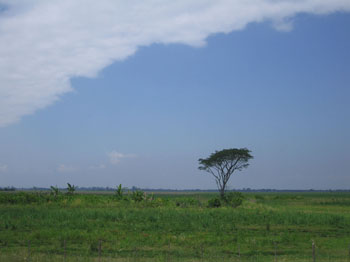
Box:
0, 192, 349, 261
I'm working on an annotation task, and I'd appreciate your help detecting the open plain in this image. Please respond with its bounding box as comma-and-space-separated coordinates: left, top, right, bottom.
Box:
0, 191, 349, 261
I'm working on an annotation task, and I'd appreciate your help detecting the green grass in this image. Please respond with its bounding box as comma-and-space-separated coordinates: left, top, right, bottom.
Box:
0, 191, 349, 261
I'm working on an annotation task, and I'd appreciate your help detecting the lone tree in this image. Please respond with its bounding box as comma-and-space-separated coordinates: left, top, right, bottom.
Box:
198, 148, 253, 198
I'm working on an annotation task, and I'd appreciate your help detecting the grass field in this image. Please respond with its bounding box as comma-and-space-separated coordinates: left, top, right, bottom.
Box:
0, 191, 349, 261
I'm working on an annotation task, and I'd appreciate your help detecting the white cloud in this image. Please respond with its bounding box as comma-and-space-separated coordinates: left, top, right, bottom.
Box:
0, 163, 8, 172
57, 164, 77, 173
108, 150, 136, 165
0, 0, 349, 127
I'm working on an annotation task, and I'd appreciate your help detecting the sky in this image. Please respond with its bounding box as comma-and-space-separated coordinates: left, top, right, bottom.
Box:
0, 0, 349, 190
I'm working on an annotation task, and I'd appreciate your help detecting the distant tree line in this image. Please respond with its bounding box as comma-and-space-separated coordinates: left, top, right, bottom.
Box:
0, 186, 16, 191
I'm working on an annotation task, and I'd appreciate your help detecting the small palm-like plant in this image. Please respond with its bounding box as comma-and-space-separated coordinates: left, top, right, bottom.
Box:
50, 186, 60, 198
66, 183, 76, 195
115, 184, 124, 200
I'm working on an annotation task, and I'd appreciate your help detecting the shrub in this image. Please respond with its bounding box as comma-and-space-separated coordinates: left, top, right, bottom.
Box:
0, 192, 49, 204
175, 197, 201, 208
208, 197, 221, 208
131, 190, 145, 202
222, 192, 244, 208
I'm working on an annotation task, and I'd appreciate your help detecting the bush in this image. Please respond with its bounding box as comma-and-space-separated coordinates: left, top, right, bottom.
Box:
222, 192, 244, 208
208, 197, 221, 208
175, 197, 201, 208
0, 192, 50, 204
131, 190, 145, 202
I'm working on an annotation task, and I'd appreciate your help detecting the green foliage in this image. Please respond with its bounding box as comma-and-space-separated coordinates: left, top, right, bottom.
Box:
207, 192, 244, 208
115, 184, 124, 200
254, 194, 265, 201
198, 148, 253, 170
50, 186, 60, 198
0, 192, 49, 204
222, 191, 244, 207
66, 183, 76, 195
131, 190, 145, 202
0, 192, 350, 261
89, 241, 99, 253
174, 197, 201, 207
198, 148, 253, 197
207, 196, 221, 208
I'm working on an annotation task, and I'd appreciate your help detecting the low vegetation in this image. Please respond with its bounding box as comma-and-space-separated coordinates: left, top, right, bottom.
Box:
0, 190, 349, 261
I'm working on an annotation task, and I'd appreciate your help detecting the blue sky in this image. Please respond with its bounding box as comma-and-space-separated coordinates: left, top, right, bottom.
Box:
0, 1, 349, 189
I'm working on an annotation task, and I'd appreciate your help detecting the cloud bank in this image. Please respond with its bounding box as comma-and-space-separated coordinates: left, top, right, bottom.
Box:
0, 0, 349, 127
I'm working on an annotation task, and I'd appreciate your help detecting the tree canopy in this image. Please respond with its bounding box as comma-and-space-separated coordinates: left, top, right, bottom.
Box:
198, 148, 253, 197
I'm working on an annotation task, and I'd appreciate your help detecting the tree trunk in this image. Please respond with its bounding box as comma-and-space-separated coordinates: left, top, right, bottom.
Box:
219, 187, 225, 199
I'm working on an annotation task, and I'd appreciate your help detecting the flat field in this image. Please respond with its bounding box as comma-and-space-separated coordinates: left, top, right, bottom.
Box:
0, 191, 349, 261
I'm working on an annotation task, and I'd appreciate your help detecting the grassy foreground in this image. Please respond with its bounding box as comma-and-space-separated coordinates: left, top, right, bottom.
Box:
0, 191, 349, 261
